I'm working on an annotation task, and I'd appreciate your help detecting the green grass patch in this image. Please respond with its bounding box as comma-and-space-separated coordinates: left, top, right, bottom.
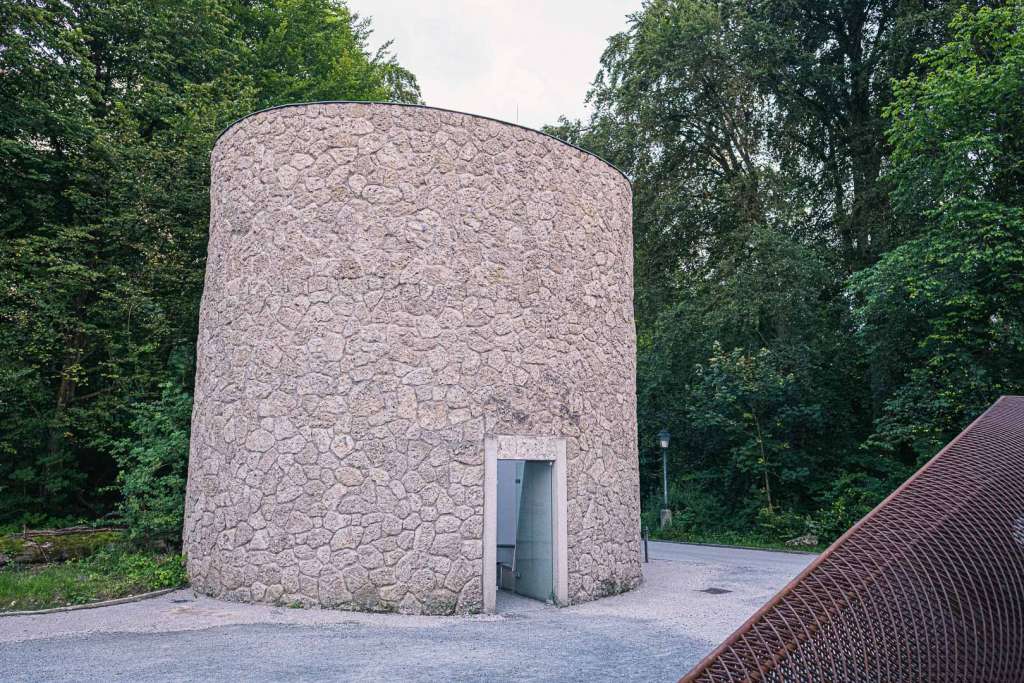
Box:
0, 547, 187, 612
649, 527, 826, 553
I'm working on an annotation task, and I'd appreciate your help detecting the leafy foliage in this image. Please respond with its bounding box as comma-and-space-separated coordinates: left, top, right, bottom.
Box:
853, 3, 1024, 463
0, 545, 186, 611
553, 0, 1019, 544
2, 0, 1020, 552
106, 354, 193, 545
685, 345, 820, 516
0, 0, 419, 533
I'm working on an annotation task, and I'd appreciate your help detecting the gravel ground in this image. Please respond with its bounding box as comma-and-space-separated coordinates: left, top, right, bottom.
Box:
0, 542, 813, 682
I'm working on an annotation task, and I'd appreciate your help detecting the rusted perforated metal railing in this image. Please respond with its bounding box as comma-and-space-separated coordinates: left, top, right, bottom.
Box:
681, 396, 1024, 682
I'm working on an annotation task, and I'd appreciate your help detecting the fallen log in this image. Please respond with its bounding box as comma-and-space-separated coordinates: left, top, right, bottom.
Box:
0, 527, 125, 566
17, 525, 125, 538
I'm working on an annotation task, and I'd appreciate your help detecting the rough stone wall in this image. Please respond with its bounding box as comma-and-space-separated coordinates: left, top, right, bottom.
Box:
183, 102, 640, 614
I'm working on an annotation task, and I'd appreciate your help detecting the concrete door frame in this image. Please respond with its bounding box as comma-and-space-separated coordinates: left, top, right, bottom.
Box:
483, 435, 568, 613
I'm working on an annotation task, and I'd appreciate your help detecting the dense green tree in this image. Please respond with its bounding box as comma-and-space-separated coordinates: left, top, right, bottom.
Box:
0, 0, 418, 525
239, 0, 419, 107
557, 0, 849, 536
4, 0, 1021, 551
740, 0, 980, 270
570, 0, 794, 329
571, 0, 979, 332
685, 345, 819, 514
852, 3, 1024, 464
105, 350, 194, 545
552, 0, 1013, 542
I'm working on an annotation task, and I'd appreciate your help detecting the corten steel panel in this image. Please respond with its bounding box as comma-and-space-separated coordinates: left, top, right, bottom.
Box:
681, 396, 1024, 682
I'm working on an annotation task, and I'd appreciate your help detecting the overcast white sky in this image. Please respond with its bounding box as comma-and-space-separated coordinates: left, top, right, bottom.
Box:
348, 1, 640, 130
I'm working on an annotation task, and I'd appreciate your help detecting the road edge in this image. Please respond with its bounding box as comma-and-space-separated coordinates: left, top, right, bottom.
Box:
0, 587, 184, 617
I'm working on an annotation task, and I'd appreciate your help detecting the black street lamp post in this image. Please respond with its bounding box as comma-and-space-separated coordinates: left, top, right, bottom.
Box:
657, 428, 672, 528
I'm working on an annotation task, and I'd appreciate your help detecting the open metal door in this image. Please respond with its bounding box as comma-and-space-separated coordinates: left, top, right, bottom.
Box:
514, 460, 554, 602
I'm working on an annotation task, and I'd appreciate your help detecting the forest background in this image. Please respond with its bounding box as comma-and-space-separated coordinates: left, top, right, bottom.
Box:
2, 0, 1022, 549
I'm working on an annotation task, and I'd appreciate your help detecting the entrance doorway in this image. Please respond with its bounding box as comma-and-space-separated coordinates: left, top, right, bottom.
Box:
483, 435, 568, 613
496, 460, 554, 602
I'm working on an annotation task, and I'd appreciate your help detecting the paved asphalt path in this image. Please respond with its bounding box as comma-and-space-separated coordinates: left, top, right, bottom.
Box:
0, 542, 814, 682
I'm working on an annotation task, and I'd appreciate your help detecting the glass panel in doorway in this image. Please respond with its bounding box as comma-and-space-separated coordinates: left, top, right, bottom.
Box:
514, 460, 554, 602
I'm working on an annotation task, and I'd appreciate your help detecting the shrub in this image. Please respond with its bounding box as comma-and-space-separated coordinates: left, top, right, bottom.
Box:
0, 546, 187, 611
813, 472, 892, 543
110, 379, 192, 547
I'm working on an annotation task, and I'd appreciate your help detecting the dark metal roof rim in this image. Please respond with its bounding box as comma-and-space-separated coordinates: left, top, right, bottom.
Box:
213, 100, 632, 187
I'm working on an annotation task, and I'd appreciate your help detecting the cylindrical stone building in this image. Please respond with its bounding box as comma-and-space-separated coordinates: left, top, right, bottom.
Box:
183, 102, 640, 615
